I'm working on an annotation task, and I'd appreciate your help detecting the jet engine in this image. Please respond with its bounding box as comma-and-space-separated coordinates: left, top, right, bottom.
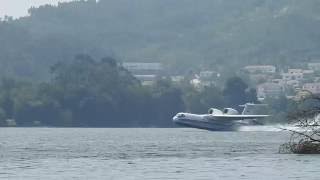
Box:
208, 108, 223, 115
223, 108, 239, 115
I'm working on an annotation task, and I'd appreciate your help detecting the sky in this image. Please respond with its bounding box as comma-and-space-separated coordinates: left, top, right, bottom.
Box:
0, 0, 74, 18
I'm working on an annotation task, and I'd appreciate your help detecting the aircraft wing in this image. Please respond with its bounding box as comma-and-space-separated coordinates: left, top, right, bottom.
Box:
207, 115, 269, 121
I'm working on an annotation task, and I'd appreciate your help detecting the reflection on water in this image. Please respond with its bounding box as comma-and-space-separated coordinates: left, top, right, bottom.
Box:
0, 128, 318, 180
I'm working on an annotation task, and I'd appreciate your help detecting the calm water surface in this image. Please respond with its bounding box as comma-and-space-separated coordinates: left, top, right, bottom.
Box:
0, 128, 319, 180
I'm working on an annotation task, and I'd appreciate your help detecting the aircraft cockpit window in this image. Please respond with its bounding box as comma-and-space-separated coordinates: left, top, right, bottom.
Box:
177, 114, 185, 118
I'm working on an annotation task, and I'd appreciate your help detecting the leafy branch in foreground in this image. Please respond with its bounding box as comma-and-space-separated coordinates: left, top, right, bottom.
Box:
279, 91, 320, 154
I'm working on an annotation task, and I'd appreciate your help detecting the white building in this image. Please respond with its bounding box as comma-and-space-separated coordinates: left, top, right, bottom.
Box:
171, 76, 185, 83
302, 83, 320, 94
199, 71, 218, 79
308, 63, 320, 71
272, 79, 285, 85
243, 65, 276, 74
122, 62, 163, 74
286, 80, 300, 88
134, 75, 157, 86
122, 62, 164, 85
257, 82, 284, 100
249, 74, 269, 84
314, 77, 320, 82
303, 69, 314, 75
288, 69, 303, 74
282, 69, 304, 81
190, 78, 202, 90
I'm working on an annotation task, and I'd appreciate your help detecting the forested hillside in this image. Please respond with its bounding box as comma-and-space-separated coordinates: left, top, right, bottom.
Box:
0, 54, 274, 127
1, 0, 320, 79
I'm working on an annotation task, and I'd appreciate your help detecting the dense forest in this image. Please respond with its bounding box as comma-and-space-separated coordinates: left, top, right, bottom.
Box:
1, 0, 320, 80
0, 55, 278, 127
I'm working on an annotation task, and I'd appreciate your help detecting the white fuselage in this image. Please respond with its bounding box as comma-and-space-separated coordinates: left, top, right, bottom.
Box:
173, 104, 269, 131
172, 113, 264, 131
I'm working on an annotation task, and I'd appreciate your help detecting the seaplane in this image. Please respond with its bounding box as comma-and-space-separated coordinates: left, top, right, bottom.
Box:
173, 103, 269, 131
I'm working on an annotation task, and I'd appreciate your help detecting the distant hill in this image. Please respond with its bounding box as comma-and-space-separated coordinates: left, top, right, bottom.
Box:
1, 0, 320, 80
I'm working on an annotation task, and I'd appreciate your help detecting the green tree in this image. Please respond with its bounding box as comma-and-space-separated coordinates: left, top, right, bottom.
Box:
223, 77, 248, 108
183, 85, 225, 114
48, 55, 143, 126
150, 78, 185, 127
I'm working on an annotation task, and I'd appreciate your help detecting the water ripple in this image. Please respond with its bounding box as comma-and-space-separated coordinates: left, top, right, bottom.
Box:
0, 128, 318, 180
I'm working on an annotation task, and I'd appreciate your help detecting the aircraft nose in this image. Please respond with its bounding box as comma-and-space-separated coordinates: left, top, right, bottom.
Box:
172, 115, 179, 122
173, 113, 185, 123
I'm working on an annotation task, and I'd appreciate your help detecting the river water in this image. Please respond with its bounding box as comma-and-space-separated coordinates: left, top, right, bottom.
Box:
0, 128, 319, 180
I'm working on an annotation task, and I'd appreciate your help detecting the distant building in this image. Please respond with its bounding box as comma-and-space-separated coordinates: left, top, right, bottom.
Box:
122, 62, 164, 85
6, 119, 16, 127
303, 70, 314, 75
122, 62, 163, 75
288, 69, 304, 74
171, 76, 185, 83
281, 70, 303, 81
314, 77, 320, 82
271, 79, 285, 85
303, 69, 314, 79
190, 78, 202, 90
134, 75, 157, 86
243, 65, 276, 74
249, 74, 269, 84
199, 71, 218, 79
286, 80, 300, 88
257, 82, 284, 100
198, 70, 219, 87
280, 69, 315, 90
308, 63, 320, 71
190, 76, 216, 90
302, 83, 320, 94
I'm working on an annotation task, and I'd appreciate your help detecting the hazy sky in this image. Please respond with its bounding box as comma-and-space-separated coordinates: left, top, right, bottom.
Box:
0, 0, 74, 18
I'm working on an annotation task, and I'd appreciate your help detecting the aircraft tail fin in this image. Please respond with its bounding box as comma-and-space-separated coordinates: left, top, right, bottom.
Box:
240, 103, 268, 115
